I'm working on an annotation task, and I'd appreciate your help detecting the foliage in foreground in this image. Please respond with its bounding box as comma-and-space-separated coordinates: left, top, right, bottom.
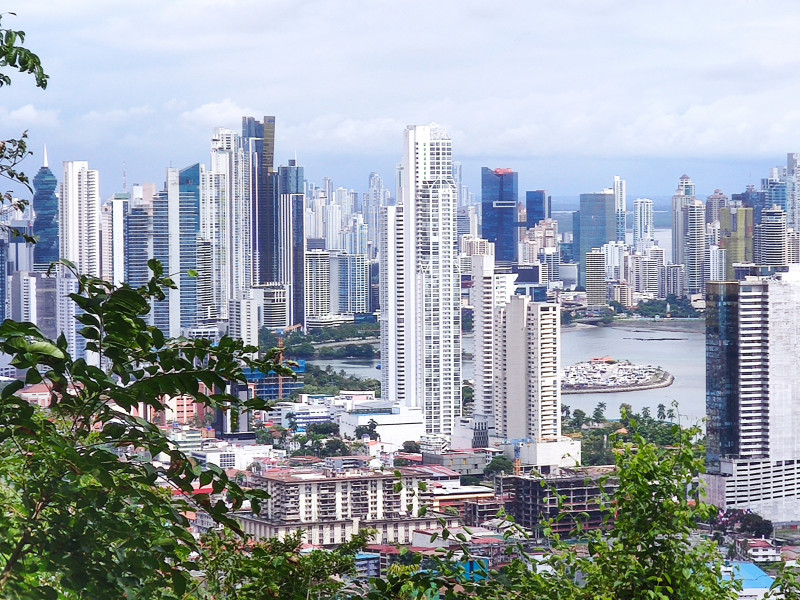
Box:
0, 261, 292, 599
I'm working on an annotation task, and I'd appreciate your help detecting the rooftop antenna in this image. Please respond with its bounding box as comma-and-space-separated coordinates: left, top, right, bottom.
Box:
122, 161, 127, 191
43, 144, 49, 168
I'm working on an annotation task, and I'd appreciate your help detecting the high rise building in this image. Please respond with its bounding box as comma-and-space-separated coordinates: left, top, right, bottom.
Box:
705, 245, 726, 284
789, 229, 800, 265
719, 206, 754, 280
209, 128, 254, 315
228, 288, 264, 349
364, 172, 389, 253
153, 169, 200, 336
242, 115, 276, 286
481, 167, 518, 265
706, 189, 729, 225
706, 268, 800, 523
633, 198, 654, 253
304, 250, 331, 322
99, 193, 127, 287
124, 172, 199, 337
683, 199, 706, 294
277, 159, 305, 327
613, 175, 626, 242
494, 295, 561, 440
585, 248, 607, 306
60, 161, 100, 277
525, 190, 551, 228
31, 148, 59, 269
575, 190, 615, 288
380, 124, 461, 437
665, 263, 687, 298
672, 175, 697, 266
330, 252, 369, 314
755, 206, 788, 268
9, 271, 37, 322
470, 254, 516, 429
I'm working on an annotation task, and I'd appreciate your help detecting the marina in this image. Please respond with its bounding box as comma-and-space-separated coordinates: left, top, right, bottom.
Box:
561, 357, 673, 394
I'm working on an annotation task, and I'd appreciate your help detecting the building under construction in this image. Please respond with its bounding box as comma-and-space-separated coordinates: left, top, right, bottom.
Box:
506, 465, 618, 537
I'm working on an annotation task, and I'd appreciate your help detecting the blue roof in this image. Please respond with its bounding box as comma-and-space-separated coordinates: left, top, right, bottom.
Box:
356, 553, 381, 560
726, 561, 774, 589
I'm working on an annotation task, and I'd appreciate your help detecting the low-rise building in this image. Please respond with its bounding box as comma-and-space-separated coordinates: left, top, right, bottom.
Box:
422, 450, 490, 477
238, 468, 458, 546
739, 539, 781, 563
338, 402, 425, 448
190, 443, 286, 470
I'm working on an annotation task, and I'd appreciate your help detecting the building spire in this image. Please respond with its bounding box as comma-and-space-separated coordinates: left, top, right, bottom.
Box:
43, 144, 48, 168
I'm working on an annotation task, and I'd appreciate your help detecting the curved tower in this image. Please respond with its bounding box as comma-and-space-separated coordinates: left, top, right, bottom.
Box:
32, 148, 59, 268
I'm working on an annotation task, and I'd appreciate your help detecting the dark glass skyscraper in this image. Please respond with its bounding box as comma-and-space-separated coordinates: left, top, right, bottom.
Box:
575, 191, 615, 288
242, 115, 276, 285
32, 156, 59, 268
525, 190, 551, 228
481, 167, 518, 264
278, 159, 305, 326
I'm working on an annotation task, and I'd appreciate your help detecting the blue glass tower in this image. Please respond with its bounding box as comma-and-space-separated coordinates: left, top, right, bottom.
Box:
481, 167, 518, 264
32, 156, 59, 268
177, 164, 201, 328
279, 159, 305, 326
242, 116, 276, 285
575, 191, 615, 288
705, 281, 740, 472
525, 190, 551, 228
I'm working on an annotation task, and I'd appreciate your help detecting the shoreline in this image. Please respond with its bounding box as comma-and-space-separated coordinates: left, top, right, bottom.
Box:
563, 372, 674, 395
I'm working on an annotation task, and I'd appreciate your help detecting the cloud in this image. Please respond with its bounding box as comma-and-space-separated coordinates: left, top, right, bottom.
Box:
0, 104, 59, 128
179, 99, 257, 131
79, 106, 154, 123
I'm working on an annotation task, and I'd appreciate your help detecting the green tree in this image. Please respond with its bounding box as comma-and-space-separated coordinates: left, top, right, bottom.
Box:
365, 425, 740, 600
484, 454, 515, 476
401, 440, 421, 453
571, 408, 588, 429
591, 401, 606, 424
200, 530, 370, 600
0, 261, 292, 598
354, 418, 379, 441
306, 422, 339, 437
1, 12, 48, 242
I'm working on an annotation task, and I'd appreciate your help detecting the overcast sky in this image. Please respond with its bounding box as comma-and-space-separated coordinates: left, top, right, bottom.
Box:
4, 0, 800, 204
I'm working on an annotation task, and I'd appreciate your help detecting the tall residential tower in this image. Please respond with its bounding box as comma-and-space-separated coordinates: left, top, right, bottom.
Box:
380, 124, 461, 437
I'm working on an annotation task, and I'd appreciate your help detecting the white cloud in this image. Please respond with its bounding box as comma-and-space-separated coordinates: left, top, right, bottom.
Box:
0, 104, 59, 128
80, 106, 154, 123
179, 99, 257, 131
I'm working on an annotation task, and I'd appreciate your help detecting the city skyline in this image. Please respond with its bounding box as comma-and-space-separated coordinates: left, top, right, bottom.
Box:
6, 2, 800, 200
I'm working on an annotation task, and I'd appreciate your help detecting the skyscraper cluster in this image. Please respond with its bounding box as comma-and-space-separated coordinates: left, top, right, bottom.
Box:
13, 116, 427, 371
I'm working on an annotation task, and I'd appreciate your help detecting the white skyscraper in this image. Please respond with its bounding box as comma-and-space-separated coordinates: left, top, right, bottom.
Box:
209, 128, 254, 318
494, 295, 561, 441
305, 249, 331, 321
470, 253, 517, 429
60, 161, 100, 277
380, 124, 461, 436
672, 174, 697, 266
613, 175, 626, 242
633, 198, 654, 253
99, 193, 127, 287
683, 199, 706, 294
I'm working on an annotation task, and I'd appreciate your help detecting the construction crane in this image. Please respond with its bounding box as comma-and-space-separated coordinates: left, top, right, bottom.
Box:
514, 441, 522, 476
